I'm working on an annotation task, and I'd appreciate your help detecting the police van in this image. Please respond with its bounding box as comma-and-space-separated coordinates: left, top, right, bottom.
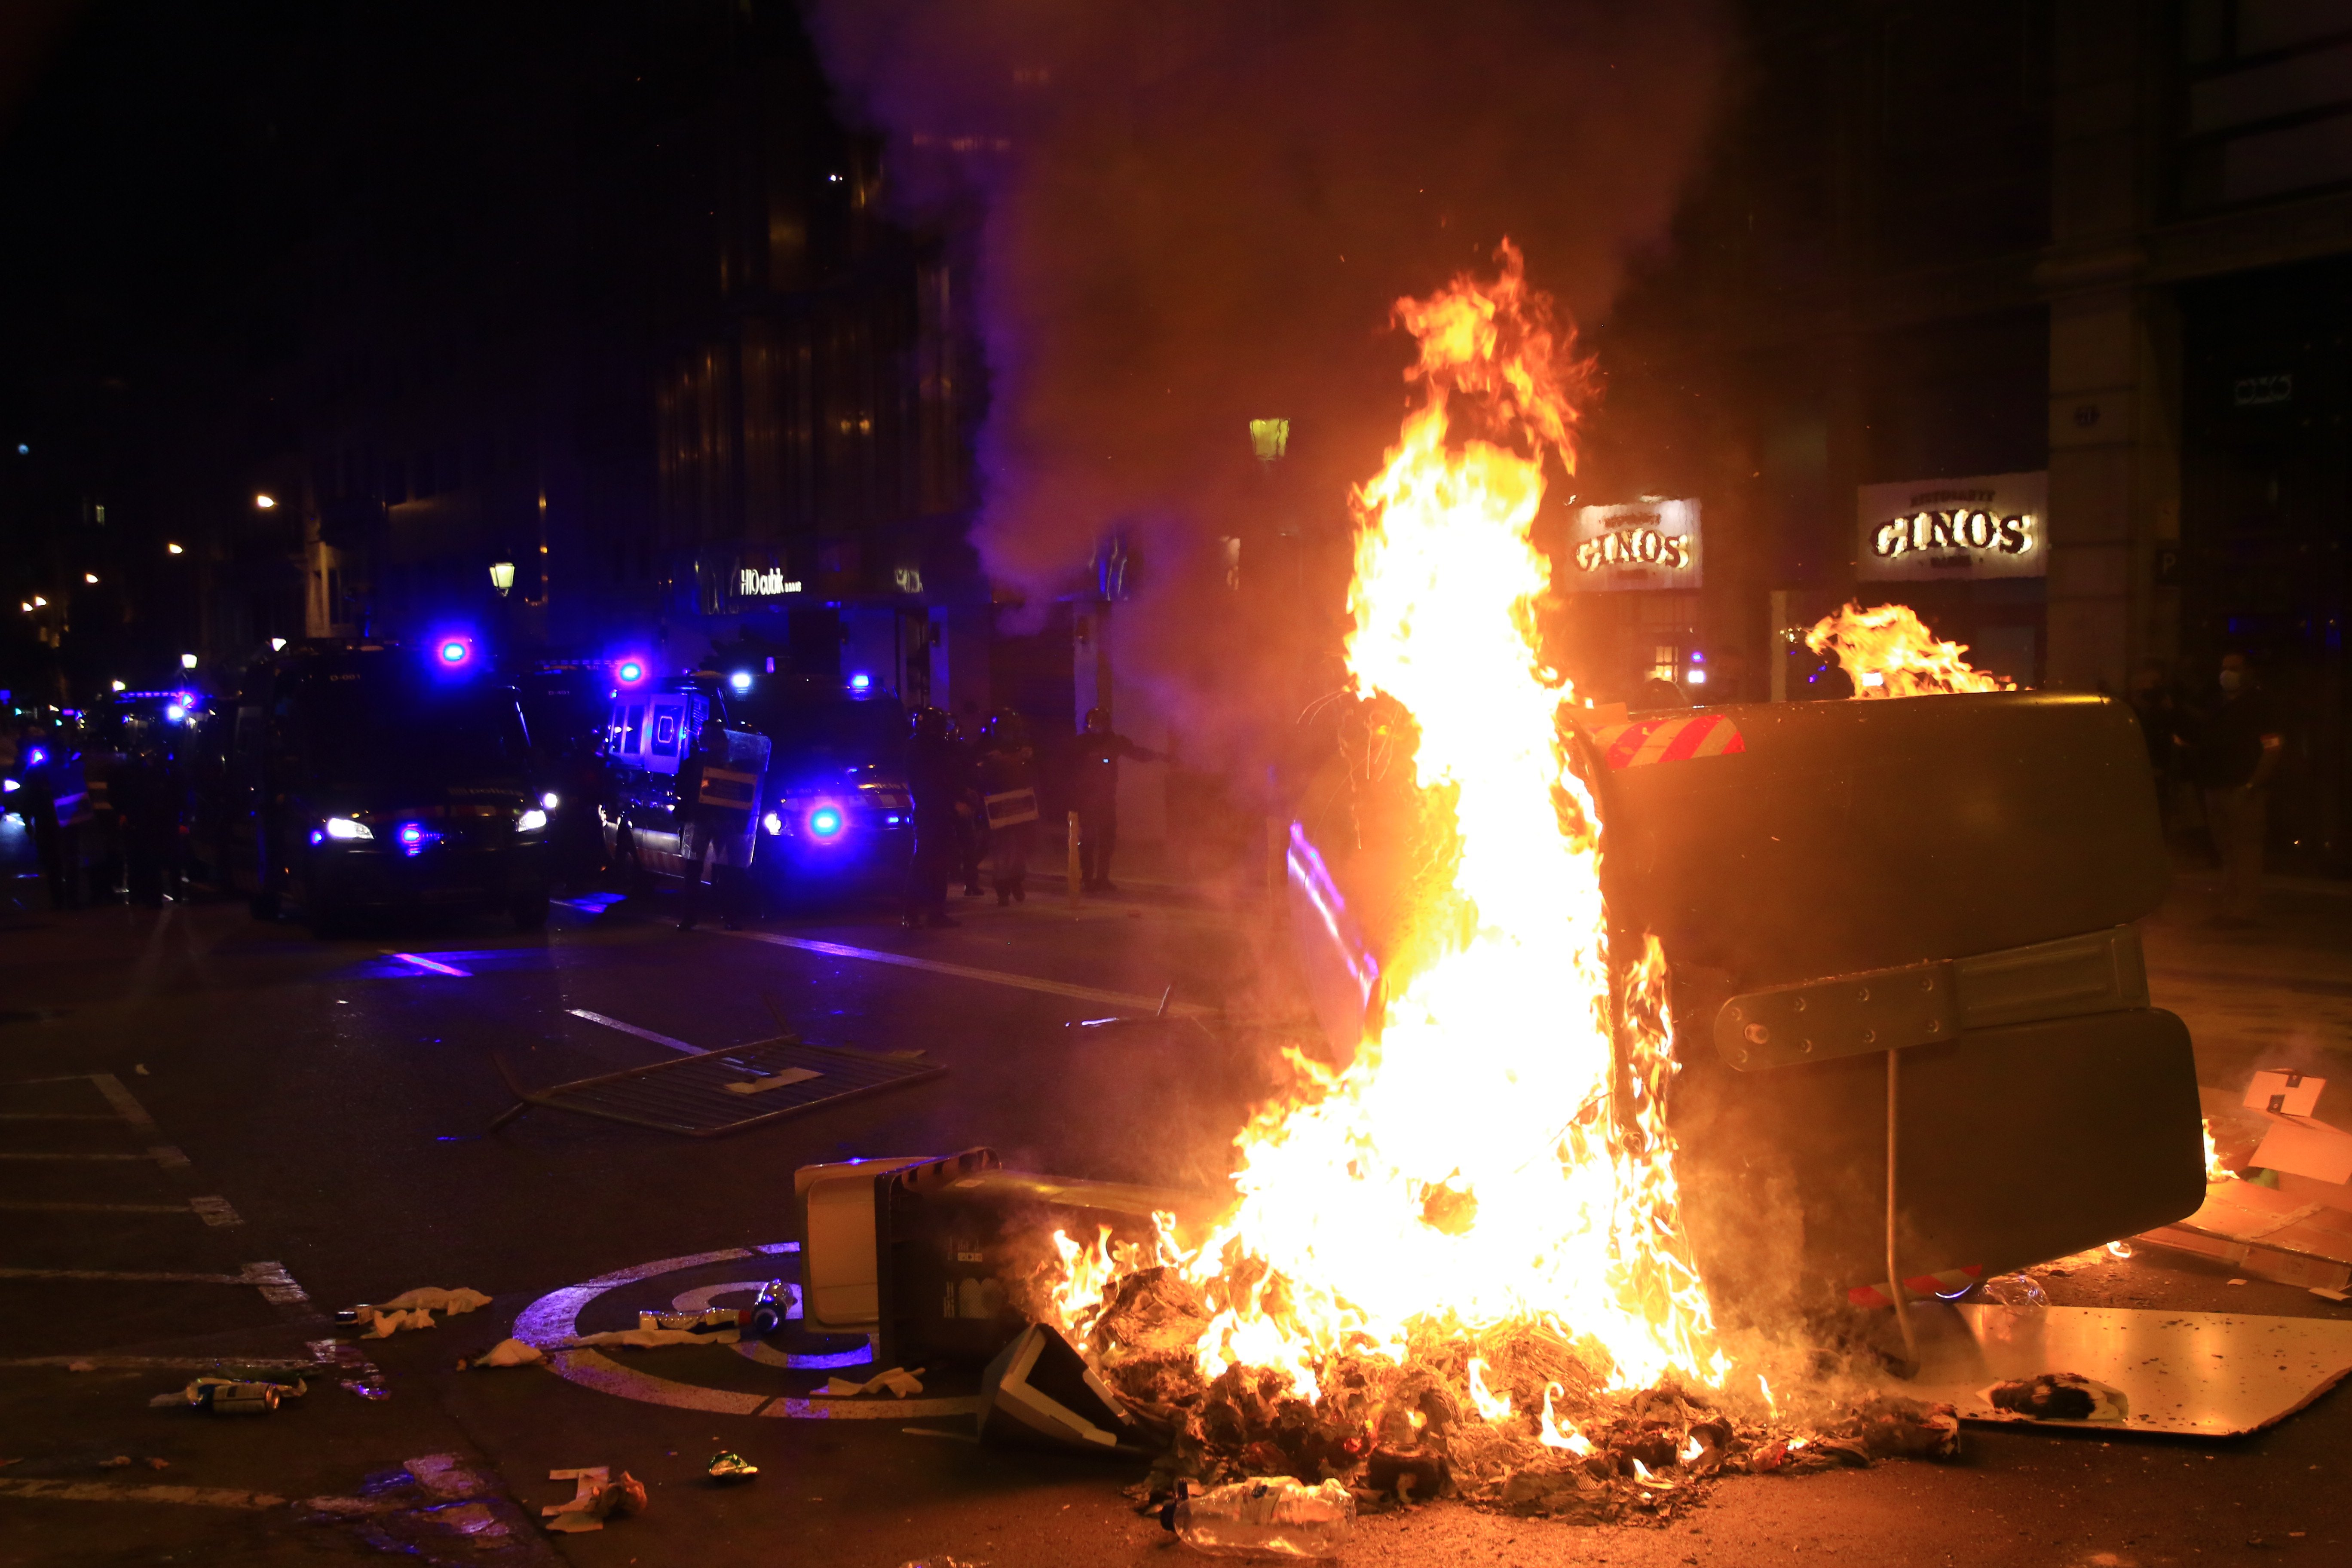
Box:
214, 640, 553, 931
599, 675, 770, 887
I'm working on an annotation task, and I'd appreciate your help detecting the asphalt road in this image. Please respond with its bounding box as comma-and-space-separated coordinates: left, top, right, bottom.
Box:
1, 821, 2348, 1568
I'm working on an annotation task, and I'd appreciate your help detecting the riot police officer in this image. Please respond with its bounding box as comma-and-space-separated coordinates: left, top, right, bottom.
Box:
677, 718, 755, 930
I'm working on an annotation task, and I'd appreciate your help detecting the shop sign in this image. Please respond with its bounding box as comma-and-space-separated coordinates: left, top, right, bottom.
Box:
1562, 499, 1702, 591
1856, 470, 2046, 582
738, 565, 801, 597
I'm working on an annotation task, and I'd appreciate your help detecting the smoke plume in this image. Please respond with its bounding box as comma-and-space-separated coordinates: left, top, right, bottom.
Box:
808, 0, 1728, 748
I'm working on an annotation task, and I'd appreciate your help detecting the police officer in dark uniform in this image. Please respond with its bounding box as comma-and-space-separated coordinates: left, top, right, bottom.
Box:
677, 718, 755, 930
1071, 706, 1158, 894
978, 710, 1038, 904
903, 707, 961, 928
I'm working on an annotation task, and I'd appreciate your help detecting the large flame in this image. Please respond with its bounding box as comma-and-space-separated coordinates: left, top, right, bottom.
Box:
1805, 602, 2015, 698
1046, 243, 1723, 1404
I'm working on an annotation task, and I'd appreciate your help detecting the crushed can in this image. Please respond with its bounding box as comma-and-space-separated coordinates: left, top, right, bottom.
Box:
749, 1280, 790, 1337
186, 1376, 295, 1416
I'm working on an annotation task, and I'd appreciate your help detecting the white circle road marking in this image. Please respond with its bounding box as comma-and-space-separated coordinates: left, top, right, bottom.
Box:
513, 1243, 974, 1419
666, 1279, 874, 1373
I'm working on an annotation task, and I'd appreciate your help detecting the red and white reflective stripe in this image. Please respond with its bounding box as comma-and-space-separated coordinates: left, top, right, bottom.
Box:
1847, 1264, 1983, 1308
1588, 714, 1745, 771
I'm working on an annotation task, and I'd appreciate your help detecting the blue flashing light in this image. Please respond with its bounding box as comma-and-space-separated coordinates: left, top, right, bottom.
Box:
614, 657, 649, 687
164, 703, 187, 723
848, 671, 871, 692
26, 746, 46, 767
729, 671, 753, 693
808, 806, 845, 839
1689, 650, 1706, 664
398, 823, 426, 847
437, 637, 473, 668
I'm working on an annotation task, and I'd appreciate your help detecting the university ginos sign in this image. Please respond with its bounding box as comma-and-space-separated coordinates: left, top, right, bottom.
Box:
1563, 499, 1703, 592
1856, 470, 2047, 582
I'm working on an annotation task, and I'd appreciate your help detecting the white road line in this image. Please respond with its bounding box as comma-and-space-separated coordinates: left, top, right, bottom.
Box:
89, 1072, 161, 1132
565, 1008, 702, 1055
0, 1200, 204, 1216
0, 1152, 154, 1161
190, 1195, 244, 1228
0, 1267, 250, 1285
0, 1354, 319, 1371
709, 928, 1213, 1016
242, 1260, 312, 1315
0, 1148, 189, 1168
0, 1112, 116, 1121
0, 1478, 287, 1510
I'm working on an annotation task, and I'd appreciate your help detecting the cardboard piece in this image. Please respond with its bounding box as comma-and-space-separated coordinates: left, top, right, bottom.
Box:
2241, 1072, 2352, 1208
2135, 1178, 2352, 1294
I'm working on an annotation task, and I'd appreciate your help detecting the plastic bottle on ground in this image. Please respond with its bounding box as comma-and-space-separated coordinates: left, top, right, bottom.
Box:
1165, 1477, 1355, 1559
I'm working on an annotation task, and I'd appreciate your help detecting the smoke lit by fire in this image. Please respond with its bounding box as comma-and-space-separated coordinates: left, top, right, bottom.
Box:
1805, 602, 2016, 698
1042, 244, 1727, 1414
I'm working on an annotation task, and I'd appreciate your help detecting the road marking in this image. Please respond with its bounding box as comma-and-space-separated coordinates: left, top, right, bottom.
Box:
0, 1112, 117, 1121
0, 1200, 207, 1216
390, 952, 471, 977
513, 1242, 956, 1418
0, 1267, 251, 1284
89, 1072, 161, 1132
0, 1478, 288, 1510
242, 1260, 312, 1315
0, 1354, 320, 1371
710, 928, 1212, 1017
190, 1196, 244, 1227
0, 1261, 309, 1311
565, 1008, 701, 1055
0, 1148, 190, 1168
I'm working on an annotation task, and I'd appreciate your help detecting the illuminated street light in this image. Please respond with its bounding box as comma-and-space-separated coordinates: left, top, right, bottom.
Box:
110, 680, 126, 692
31, 596, 46, 607
83, 573, 98, 584
181, 653, 198, 670
254, 493, 277, 510
489, 559, 516, 596
167, 542, 184, 555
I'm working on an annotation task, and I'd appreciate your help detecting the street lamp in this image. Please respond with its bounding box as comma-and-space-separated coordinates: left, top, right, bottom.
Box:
254, 493, 277, 510
83, 573, 98, 584
181, 653, 198, 670
167, 542, 183, 555
488, 559, 516, 597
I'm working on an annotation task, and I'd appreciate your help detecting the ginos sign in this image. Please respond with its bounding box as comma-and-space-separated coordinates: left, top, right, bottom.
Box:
1856, 471, 2047, 583
1564, 499, 1703, 592
1871, 508, 2033, 560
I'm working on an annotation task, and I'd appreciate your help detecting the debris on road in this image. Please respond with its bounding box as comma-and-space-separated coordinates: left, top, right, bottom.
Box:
749, 1278, 791, 1335
338, 1286, 493, 1338
99, 1455, 131, 1469
707, 1451, 758, 1483
541, 1466, 645, 1534
978, 1324, 1129, 1451
559, 1324, 738, 1349
1162, 1476, 1356, 1558
2138, 1076, 2352, 1293
152, 1374, 308, 1415
306, 1338, 389, 1400
1988, 1373, 2122, 1421
639, 1306, 747, 1335
492, 1035, 941, 1138
816, 1365, 926, 1398
456, 1338, 545, 1371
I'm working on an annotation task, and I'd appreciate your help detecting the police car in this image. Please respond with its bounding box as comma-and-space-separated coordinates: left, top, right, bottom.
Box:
597, 672, 769, 888
214, 640, 554, 931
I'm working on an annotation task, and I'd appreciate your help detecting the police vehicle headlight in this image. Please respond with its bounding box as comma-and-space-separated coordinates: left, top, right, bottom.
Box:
323, 817, 372, 842
1, 778, 17, 794
762, 811, 783, 836
514, 808, 548, 835
540, 791, 560, 810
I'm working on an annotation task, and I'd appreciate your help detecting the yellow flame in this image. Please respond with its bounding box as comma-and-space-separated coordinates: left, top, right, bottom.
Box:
2202, 1117, 2237, 1182
1038, 242, 1721, 1405
1538, 1382, 1594, 1455
1465, 1357, 1514, 1422
1805, 602, 2015, 698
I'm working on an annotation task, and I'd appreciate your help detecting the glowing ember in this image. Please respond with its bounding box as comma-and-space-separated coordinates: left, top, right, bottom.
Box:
1805, 602, 2016, 698
1043, 242, 1724, 1408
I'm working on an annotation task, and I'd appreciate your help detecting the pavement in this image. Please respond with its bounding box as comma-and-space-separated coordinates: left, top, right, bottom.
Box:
1, 808, 2349, 1567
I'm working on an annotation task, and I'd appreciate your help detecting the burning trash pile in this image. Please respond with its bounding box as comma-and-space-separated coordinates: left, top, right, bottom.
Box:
1012, 245, 1961, 1522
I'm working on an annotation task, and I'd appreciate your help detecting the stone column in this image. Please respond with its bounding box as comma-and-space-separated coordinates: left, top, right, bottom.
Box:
2042, 0, 2179, 692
